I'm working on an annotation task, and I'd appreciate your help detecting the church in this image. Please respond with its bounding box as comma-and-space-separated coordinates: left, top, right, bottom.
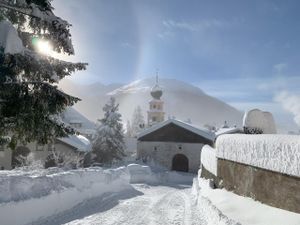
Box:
137, 77, 215, 173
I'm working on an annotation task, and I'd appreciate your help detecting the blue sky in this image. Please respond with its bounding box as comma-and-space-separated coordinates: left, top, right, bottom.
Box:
53, 0, 300, 131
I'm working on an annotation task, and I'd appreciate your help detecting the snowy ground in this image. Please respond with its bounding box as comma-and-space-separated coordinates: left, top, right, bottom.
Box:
31, 183, 205, 225
1, 165, 299, 225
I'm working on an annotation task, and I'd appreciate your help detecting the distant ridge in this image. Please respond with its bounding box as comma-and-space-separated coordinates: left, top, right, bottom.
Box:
59, 77, 243, 128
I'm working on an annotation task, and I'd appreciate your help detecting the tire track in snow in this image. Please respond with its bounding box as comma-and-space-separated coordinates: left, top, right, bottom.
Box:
31, 184, 206, 225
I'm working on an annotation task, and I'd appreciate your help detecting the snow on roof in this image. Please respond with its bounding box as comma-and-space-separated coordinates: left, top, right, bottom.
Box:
137, 119, 215, 141
58, 134, 92, 152
0, 20, 24, 54
215, 127, 242, 137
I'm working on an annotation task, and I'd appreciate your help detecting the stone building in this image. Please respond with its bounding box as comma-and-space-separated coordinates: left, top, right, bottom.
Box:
147, 76, 165, 127
137, 119, 215, 173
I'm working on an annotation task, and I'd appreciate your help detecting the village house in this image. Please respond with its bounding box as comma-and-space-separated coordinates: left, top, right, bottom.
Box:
137, 119, 215, 173
0, 107, 94, 170
0, 134, 92, 170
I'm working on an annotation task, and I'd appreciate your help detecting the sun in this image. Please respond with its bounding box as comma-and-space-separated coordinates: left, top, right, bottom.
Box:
36, 40, 53, 55
32, 37, 53, 55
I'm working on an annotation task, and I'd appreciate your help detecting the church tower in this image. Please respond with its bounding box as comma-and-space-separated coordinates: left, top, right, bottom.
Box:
147, 74, 165, 126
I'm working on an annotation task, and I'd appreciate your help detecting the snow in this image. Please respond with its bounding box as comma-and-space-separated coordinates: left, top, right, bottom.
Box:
0, 164, 196, 225
0, 20, 24, 54
215, 127, 242, 137
0, 167, 130, 225
1, 163, 298, 225
243, 109, 277, 134
216, 134, 300, 177
201, 145, 217, 176
192, 178, 240, 225
137, 119, 215, 141
58, 134, 92, 152
196, 177, 300, 225
61, 107, 96, 135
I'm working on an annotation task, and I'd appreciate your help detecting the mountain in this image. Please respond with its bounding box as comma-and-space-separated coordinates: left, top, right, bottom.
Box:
59, 78, 243, 128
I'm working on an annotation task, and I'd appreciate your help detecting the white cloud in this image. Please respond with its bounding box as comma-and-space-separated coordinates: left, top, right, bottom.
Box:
162, 19, 228, 32
274, 91, 300, 127
273, 63, 287, 74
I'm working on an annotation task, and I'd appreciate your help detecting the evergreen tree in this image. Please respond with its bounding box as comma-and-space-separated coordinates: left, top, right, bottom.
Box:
131, 105, 145, 137
0, 1, 87, 148
125, 120, 132, 137
92, 97, 125, 164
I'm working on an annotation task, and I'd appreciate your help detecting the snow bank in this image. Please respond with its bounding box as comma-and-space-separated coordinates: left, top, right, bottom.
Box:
243, 109, 276, 134
127, 163, 194, 184
127, 163, 155, 183
201, 145, 217, 176
192, 178, 240, 225
216, 134, 300, 177
194, 177, 300, 225
0, 167, 130, 225
0, 164, 195, 225
0, 20, 24, 54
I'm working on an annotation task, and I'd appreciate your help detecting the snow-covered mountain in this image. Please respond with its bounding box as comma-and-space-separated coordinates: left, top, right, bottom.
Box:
59, 78, 243, 128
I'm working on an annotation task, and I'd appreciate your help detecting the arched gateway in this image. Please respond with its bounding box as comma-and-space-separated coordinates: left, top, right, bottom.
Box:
172, 154, 189, 172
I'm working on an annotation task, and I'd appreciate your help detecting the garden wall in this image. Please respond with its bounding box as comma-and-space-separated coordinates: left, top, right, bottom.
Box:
200, 134, 300, 213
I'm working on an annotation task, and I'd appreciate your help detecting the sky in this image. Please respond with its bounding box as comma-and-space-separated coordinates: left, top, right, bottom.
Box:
53, 0, 300, 131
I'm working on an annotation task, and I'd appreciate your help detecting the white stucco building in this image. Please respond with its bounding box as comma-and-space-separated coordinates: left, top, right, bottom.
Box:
0, 134, 92, 170
137, 119, 215, 173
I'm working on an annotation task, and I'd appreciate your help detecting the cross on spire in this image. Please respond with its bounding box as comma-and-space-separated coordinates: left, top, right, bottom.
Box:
156, 69, 159, 84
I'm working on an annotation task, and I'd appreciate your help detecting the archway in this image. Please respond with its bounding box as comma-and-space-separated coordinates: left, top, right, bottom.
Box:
172, 154, 189, 172
11, 146, 30, 168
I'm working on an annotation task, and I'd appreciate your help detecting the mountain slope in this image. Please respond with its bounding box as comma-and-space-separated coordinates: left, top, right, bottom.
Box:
59, 78, 243, 128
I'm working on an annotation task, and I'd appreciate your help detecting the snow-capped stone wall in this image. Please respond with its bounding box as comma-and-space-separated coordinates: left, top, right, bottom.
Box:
201, 145, 217, 176
216, 134, 300, 177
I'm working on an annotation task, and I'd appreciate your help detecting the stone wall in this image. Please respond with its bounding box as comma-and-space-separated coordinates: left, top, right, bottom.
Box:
137, 141, 203, 173
217, 159, 300, 214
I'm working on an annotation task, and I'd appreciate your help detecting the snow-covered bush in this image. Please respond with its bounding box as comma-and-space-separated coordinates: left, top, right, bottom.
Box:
45, 149, 85, 169
14, 152, 44, 170
243, 109, 277, 134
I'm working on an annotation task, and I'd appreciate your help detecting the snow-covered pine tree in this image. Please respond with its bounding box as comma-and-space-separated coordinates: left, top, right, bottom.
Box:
92, 97, 125, 164
131, 105, 145, 137
125, 120, 132, 137
0, 1, 87, 148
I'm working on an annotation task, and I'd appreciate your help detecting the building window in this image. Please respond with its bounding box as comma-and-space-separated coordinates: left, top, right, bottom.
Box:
154, 146, 157, 151
153, 105, 156, 109
178, 145, 182, 150
0, 145, 4, 151
152, 117, 156, 122
0, 166, 4, 170
36, 144, 44, 151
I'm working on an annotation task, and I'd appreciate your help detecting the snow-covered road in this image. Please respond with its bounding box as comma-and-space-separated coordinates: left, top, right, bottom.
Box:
32, 183, 206, 225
